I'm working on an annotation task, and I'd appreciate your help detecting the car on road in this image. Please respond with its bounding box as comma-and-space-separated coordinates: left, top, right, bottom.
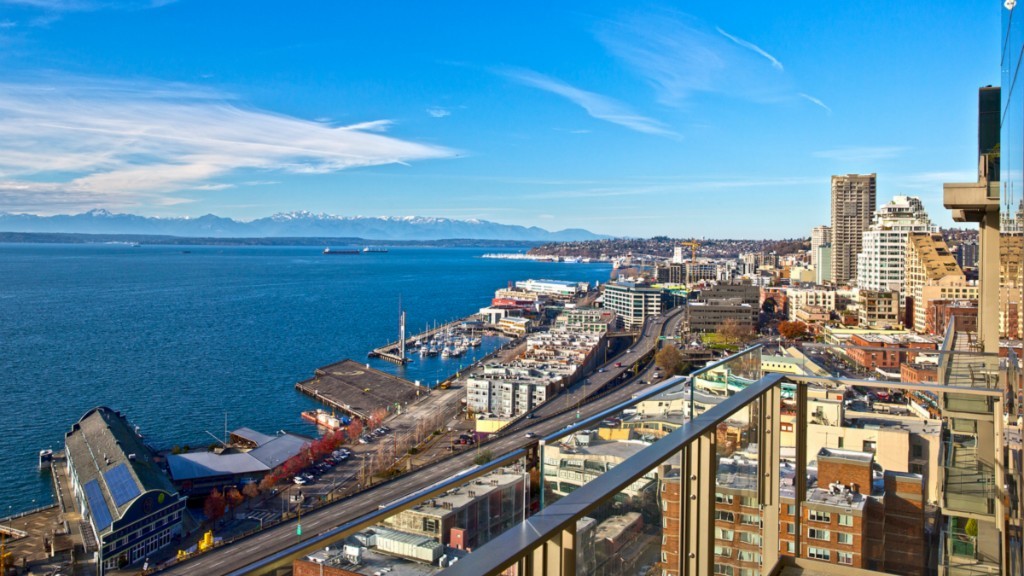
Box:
525, 432, 537, 439
293, 476, 306, 485
614, 362, 622, 367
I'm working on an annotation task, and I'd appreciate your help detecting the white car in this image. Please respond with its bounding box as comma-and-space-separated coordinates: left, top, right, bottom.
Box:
525, 432, 537, 439
293, 476, 307, 485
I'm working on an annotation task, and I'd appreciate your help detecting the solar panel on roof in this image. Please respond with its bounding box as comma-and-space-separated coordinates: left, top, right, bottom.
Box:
84, 479, 113, 531
104, 463, 141, 507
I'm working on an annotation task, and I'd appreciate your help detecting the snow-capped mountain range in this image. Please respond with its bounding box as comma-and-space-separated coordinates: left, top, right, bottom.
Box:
0, 209, 607, 241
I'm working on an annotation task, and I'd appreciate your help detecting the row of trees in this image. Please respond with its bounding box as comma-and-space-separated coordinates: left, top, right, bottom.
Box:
203, 483, 260, 523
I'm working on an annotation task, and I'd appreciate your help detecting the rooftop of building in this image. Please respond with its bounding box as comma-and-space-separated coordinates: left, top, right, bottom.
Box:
842, 415, 940, 435
64, 406, 179, 534
409, 470, 525, 516
804, 486, 868, 512
303, 530, 457, 576
817, 447, 875, 464
302, 359, 423, 419
592, 512, 642, 542
850, 333, 940, 345
166, 430, 312, 481
908, 232, 964, 279
554, 437, 651, 461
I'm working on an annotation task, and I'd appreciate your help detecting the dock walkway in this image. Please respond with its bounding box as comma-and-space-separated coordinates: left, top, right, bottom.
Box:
368, 318, 474, 364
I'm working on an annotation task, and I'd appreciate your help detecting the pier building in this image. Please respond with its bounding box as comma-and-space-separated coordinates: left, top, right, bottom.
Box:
514, 279, 588, 300
295, 359, 425, 420
166, 428, 312, 496
64, 407, 186, 574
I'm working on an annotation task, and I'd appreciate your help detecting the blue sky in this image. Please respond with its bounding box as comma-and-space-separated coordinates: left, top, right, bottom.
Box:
0, 0, 1000, 237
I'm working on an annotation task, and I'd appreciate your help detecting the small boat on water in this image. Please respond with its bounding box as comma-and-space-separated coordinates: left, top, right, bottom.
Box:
300, 409, 350, 430
39, 449, 53, 469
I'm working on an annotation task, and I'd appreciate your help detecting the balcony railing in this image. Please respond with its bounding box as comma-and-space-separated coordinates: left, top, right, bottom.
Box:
221, 337, 1015, 576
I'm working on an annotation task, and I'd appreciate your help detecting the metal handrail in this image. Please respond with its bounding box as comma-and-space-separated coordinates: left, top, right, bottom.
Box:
226, 343, 762, 576
441, 371, 788, 576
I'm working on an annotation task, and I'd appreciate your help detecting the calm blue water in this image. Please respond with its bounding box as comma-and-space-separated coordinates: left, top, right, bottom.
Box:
0, 244, 611, 515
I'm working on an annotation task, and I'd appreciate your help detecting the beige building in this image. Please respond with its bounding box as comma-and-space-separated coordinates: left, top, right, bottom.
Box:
1000, 234, 1024, 339
905, 232, 975, 334
831, 174, 877, 285
856, 289, 901, 329
787, 288, 836, 322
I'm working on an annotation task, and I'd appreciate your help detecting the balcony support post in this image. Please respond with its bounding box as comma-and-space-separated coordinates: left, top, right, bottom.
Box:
795, 382, 808, 560
759, 386, 782, 573
683, 430, 717, 576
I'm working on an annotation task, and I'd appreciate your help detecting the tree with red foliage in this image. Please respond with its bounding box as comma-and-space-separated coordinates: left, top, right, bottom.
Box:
778, 320, 810, 341
225, 487, 244, 510
242, 482, 260, 501
368, 408, 388, 429
347, 420, 364, 441
204, 488, 227, 524
258, 474, 276, 493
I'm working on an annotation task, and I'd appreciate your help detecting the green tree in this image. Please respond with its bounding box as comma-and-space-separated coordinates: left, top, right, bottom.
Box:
655, 344, 686, 375
473, 449, 493, 466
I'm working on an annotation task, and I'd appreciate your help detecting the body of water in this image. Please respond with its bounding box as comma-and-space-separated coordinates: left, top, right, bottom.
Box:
0, 243, 610, 515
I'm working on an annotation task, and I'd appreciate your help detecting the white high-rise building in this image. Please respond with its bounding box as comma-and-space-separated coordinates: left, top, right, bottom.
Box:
855, 195, 936, 295
810, 225, 831, 268
672, 246, 684, 264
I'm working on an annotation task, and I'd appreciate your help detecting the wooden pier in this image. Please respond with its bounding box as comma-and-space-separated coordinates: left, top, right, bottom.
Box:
295, 359, 426, 420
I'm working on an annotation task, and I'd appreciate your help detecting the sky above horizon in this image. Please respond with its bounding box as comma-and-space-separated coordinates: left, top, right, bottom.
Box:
0, 1, 1001, 238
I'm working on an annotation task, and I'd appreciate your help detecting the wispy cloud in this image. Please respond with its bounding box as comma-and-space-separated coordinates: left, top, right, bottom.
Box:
596, 11, 793, 106
500, 68, 677, 137
0, 19, 16, 28
813, 146, 907, 163
0, 76, 456, 213
0, 0, 173, 11
426, 107, 450, 118
716, 27, 783, 71
798, 93, 832, 114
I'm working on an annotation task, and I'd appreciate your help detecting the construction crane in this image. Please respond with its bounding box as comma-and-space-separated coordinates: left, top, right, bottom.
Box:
680, 240, 700, 286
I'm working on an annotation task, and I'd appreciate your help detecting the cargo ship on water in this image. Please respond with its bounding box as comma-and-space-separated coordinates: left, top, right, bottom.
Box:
323, 247, 360, 255
300, 408, 350, 430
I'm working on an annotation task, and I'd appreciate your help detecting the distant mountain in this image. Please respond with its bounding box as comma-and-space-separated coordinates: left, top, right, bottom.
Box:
0, 209, 608, 241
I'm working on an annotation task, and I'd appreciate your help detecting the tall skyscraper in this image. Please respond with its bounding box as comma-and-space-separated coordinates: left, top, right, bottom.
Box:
856, 195, 935, 295
810, 225, 831, 269
830, 174, 877, 285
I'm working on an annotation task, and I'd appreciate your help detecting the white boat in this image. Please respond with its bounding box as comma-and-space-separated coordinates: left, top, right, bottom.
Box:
441, 347, 451, 359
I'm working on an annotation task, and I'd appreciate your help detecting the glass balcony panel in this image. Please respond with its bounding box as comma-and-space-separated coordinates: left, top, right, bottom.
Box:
713, 396, 764, 576
541, 347, 762, 511
289, 455, 534, 576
